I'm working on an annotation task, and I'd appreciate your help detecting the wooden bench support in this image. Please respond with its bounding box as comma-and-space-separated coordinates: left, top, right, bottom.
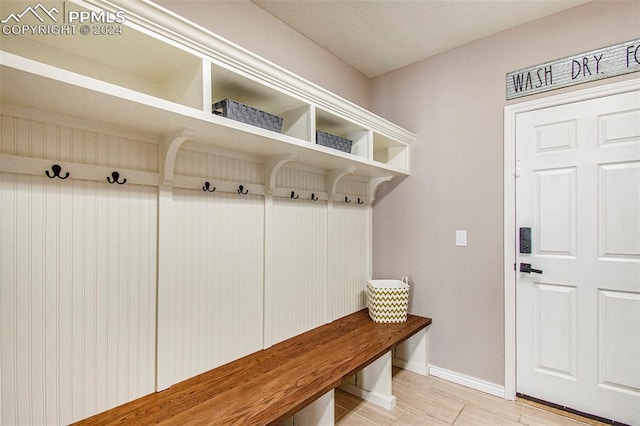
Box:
339, 351, 396, 410
74, 310, 431, 426
284, 390, 335, 426
393, 328, 429, 375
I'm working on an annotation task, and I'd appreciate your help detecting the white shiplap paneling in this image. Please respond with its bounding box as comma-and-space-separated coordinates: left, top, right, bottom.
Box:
329, 202, 371, 320
1, 110, 376, 420
336, 175, 368, 196
174, 147, 264, 184
270, 197, 328, 344
0, 173, 157, 425
277, 165, 326, 191
0, 114, 159, 173
169, 189, 264, 383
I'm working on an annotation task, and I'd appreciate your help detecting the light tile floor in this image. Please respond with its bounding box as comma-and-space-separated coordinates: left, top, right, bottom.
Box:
335, 368, 609, 425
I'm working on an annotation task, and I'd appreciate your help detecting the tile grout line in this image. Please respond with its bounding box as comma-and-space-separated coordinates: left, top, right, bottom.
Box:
338, 370, 614, 426
451, 402, 466, 425
517, 402, 524, 424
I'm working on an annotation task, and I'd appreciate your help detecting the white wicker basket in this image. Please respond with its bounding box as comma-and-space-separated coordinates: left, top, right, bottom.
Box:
367, 277, 409, 323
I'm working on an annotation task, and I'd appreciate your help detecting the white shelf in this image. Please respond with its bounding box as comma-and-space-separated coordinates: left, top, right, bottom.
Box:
0, 0, 413, 181
210, 61, 313, 142
0, 13, 204, 110
374, 132, 410, 171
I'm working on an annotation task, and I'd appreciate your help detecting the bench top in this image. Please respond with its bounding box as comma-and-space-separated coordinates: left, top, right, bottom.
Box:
75, 309, 432, 425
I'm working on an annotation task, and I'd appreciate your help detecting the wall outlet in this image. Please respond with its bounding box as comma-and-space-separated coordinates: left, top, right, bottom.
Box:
456, 230, 467, 247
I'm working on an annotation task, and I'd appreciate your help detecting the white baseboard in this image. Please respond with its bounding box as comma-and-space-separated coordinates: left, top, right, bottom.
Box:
338, 382, 397, 410
428, 365, 505, 399
393, 357, 428, 376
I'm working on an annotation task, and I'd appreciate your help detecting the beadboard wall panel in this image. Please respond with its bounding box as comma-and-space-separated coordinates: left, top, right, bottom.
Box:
329, 203, 371, 321
270, 198, 328, 344
337, 175, 368, 196
277, 165, 326, 191
0, 173, 157, 426
1, 110, 377, 421
0, 114, 159, 172
169, 189, 264, 383
175, 146, 264, 184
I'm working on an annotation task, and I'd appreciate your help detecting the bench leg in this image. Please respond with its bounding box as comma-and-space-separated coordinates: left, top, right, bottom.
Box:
290, 389, 335, 425
339, 350, 396, 410
392, 328, 428, 375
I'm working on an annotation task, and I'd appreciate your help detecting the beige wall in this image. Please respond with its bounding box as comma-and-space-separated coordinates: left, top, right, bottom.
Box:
371, 0, 640, 386
156, 0, 372, 109
155, 0, 640, 388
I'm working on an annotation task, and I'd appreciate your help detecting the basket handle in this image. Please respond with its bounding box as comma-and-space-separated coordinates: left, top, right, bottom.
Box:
401, 276, 410, 285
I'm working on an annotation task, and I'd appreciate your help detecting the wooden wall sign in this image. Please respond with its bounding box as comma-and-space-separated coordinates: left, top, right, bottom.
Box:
506, 39, 640, 100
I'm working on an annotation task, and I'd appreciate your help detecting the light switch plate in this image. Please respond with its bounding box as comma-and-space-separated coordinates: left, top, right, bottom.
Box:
456, 230, 467, 247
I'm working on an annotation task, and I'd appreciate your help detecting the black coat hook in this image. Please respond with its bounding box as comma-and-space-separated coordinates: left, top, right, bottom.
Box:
107, 171, 127, 185
311, 193, 319, 201
237, 184, 249, 195
344, 196, 351, 204
45, 164, 69, 180
357, 198, 364, 205
290, 191, 299, 200
203, 181, 216, 192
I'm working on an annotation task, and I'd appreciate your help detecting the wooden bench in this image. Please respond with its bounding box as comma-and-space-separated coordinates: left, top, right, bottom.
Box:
74, 309, 432, 425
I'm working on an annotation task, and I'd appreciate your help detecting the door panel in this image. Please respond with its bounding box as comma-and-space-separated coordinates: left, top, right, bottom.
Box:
597, 290, 640, 395
516, 89, 640, 425
598, 109, 640, 146
598, 162, 640, 259
535, 120, 577, 153
535, 167, 577, 257
533, 283, 577, 380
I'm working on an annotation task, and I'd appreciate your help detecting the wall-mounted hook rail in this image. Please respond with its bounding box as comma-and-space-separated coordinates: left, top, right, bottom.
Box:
344, 196, 352, 204
45, 164, 69, 180
107, 171, 127, 185
290, 191, 299, 200
357, 198, 364, 205
311, 193, 319, 201
237, 185, 249, 195
203, 181, 216, 192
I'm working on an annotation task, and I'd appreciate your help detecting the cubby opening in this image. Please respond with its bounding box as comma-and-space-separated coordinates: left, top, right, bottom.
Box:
373, 133, 408, 170
315, 109, 370, 159
210, 62, 311, 141
0, 13, 203, 109
0, 1, 411, 180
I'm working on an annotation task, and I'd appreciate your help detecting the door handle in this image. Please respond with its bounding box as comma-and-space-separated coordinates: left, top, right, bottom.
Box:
520, 263, 543, 274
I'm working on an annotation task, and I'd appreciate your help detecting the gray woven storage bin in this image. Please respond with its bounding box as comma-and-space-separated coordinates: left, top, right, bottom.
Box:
316, 130, 352, 154
213, 98, 283, 133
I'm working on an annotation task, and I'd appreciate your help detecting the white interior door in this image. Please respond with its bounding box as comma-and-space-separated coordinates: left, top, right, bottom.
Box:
515, 88, 640, 425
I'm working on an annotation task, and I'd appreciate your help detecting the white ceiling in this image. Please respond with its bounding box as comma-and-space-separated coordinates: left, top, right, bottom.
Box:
252, 0, 590, 78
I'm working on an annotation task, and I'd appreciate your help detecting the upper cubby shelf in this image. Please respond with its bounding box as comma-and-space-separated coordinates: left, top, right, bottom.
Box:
374, 133, 410, 171
209, 62, 312, 143
0, 0, 414, 179
0, 5, 203, 110
316, 109, 371, 160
